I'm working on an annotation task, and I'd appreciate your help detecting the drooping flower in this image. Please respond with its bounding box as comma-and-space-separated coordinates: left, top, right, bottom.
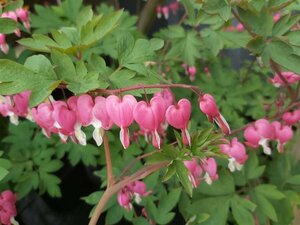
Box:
282, 109, 300, 126
117, 180, 148, 211
106, 95, 137, 149
244, 119, 274, 155
198, 94, 231, 135
184, 158, 203, 188
12, 91, 31, 119
219, 138, 248, 172
16, 8, 31, 31
0, 33, 9, 54
166, 99, 192, 145
134, 96, 166, 148
154, 88, 175, 108
188, 66, 197, 81
162, 6, 169, 19
92, 96, 113, 146
200, 158, 219, 185
236, 23, 244, 32
270, 71, 300, 87
0, 190, 17, 225
156, 5, 162, 18
169, 2, 180, 14
272, 121, 293, 153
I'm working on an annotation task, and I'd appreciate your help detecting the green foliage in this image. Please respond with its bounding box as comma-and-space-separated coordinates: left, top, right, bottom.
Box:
0, 18, 17, 34
1, 0, 300, 225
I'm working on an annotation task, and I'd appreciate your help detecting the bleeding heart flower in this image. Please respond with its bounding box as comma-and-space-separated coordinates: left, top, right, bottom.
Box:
270, 71, 300, 87
156, 5, 162, 18
162, 6, 169, 19
0, 34, 9, 54
166, 98, 191, 146
117, 189, 132, 211
16, 8, 31, 31
12, 91, 30, 118
219, 138, 248, 172
117, 180, 148, 210
272, 121, 293, 153
0, 190, 17, 225
201, 158, 219, 185
282, 109, 300, 126
134, 96, 166, 148
236, 23, 244, 31
188, 66, 197, 81
184, 158, 203, 188
154, 88, 175, 108
198, 94, 231, 135
106, 95, 137, 149
169, 2, 180, 14
244, 119, 274, 155
91, 96, 114, 146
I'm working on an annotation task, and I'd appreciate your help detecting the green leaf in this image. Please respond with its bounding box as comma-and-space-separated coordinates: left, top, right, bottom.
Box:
158, 188, 181, 213
161, 162, 176, 182
0, 59, 61, 106
18, 34, 61, 52
231, 196, 255, 225
286, 175, 300, 185
238, 7, 273, 37
198, 170, 235, 196
39, 160, 63, 173
0, 167, 9, 181
255, 185, 285, 200
175, 161, 193, 197
39, 173, 62, 197
132, 217, 150, 225
68, 144, 99, 166
81, 10, 123, 45
191, 196, 230, 225
105, 204, 123, 225
82, 191, 103, 205
244, 152, 265, 180
203, 0, 231, 21
166, 29, 201, 66
0, 18, 17, 34
255, 193, 278, 222
266, 40, 300, 74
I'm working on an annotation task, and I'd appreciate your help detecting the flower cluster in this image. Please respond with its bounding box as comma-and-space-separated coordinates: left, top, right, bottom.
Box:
0, 89, 231, 150
117, 180, 148, 211
0, 190, 17, 225
156, 1, 180, 20
184, 157, 219, 187
244, 119, 293, 155
0, 7, 31, 54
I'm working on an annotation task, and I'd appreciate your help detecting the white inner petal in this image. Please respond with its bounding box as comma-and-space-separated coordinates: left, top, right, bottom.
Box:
93, 127, 104, 146
259, 138, 272, 155
75, 124, 87, 146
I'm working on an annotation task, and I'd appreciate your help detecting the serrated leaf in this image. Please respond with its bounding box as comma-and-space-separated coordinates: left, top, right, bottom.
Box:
255, 193, 278, 222
175, 161, 193, 197
231, 197, 255, 225
255, 184, 285, 200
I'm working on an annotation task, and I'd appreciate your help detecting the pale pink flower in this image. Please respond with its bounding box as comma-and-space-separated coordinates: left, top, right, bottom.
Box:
244, 119, 274, 155
219, 138, 248, 172
184, 158, 203, 188
201, 158, 219, 185
272, 121, 293, 153
0, 34, 9, 54
106, 95, 137, 149
270, 71, 300, 87
282, 109, 300, 126
166, 99, 192, 146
